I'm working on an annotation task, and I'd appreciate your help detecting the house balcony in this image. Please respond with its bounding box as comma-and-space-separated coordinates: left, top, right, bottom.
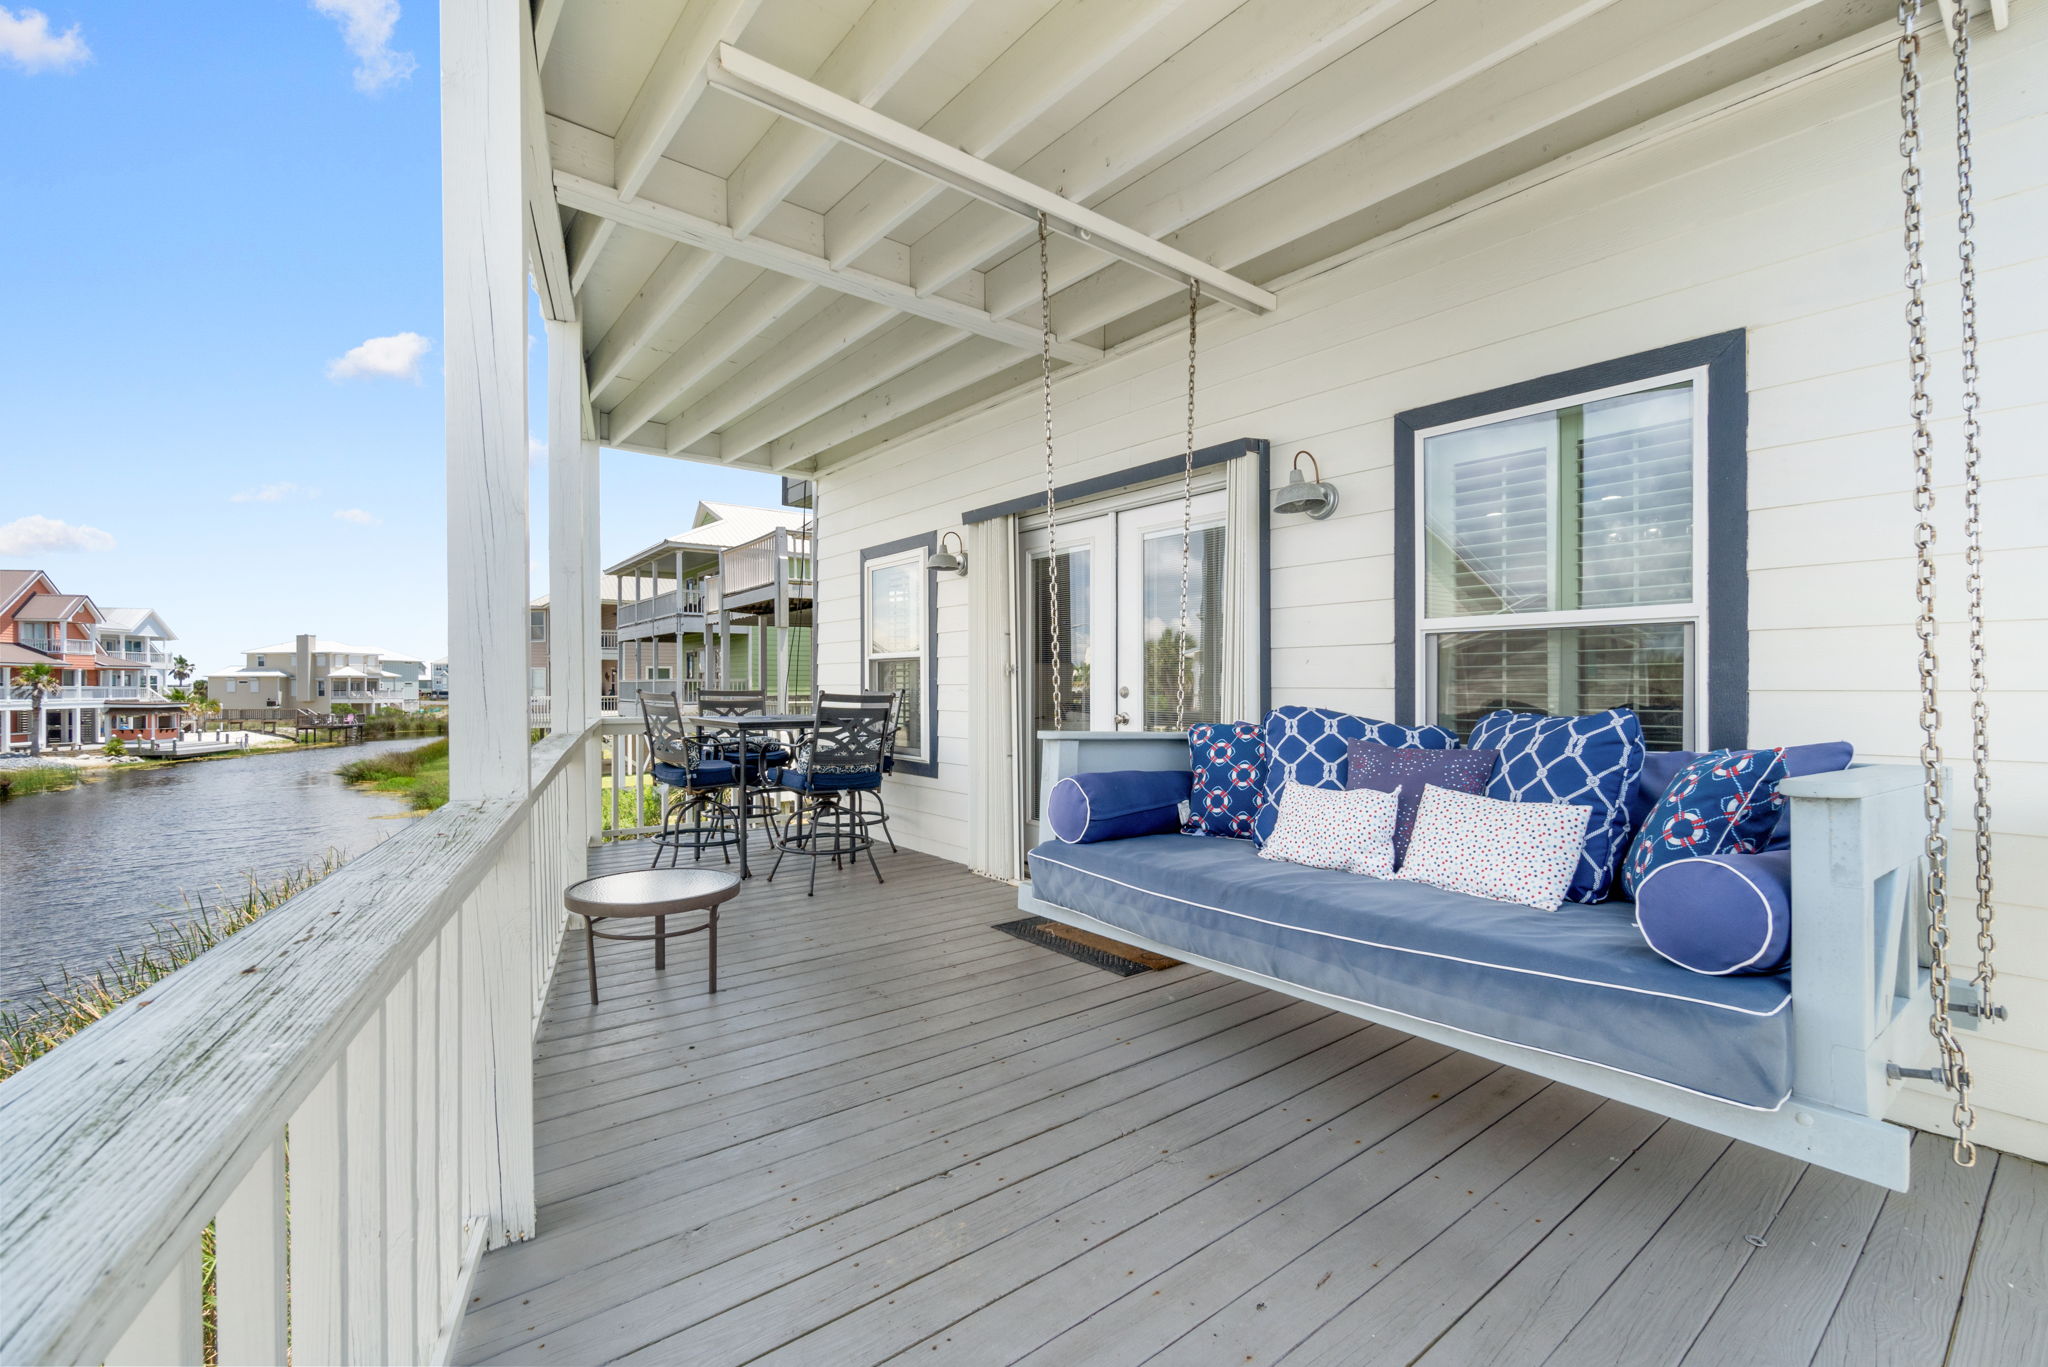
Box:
716, 528, 813, 616
616, 589, 709, 632
4, 684, 172, 706
599, 630, 620, 657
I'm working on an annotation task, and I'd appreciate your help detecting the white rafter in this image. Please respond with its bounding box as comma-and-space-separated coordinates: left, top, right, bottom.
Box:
520, 0, 573, 323
612, 0, 766, 201
719, 317, 963, 461
584, 244, 722, 396
606, 272, 814, 443
672, 295, 897, 454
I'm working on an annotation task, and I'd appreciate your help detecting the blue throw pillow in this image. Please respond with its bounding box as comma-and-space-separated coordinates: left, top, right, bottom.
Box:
1343, 738, 1499, 866
1185, 721, 1268, 839
1626, 741, 1854, 850
1468, 707, 1646, 904
1045, 770, 1190, 844
1622, 747, 1789, 898
1256, 706, 1459, 846
1636, 849, 1793, 974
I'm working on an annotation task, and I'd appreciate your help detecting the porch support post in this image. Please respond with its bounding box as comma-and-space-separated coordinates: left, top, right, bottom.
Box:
443, 0, 530, 804
545, 316, 598, 737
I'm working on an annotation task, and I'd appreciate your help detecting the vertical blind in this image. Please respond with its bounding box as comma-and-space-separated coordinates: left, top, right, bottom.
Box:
1141, 524, 1225, 731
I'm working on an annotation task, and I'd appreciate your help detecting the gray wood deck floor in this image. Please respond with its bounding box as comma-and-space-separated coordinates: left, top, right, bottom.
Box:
455, 839, 2045, 1367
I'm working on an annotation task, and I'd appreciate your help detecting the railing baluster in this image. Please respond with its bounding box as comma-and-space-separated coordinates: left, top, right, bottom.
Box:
104, 1238, 201, 1366
382, 978, 418, 1360
343, 1020, 386, 1362
215, 1137, 287, 1367
434, 917, 464, 1342
288, 1063, 346, 1365
412, 936, 442, 1362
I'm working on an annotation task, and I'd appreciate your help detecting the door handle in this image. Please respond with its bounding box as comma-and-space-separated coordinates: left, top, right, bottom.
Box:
1113, 712, 1131, 729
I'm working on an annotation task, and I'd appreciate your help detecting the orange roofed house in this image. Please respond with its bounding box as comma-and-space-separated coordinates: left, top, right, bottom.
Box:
0, 569, 184, 753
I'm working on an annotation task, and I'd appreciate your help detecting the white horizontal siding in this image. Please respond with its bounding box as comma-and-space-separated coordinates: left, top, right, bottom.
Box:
813, 14, 2048, 1155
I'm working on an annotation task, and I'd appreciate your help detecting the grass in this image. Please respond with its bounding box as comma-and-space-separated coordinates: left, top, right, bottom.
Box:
337, 736, 450, 811
601, 772, 665, 835
0, 856, 343, 1080
0, 763, 79, 797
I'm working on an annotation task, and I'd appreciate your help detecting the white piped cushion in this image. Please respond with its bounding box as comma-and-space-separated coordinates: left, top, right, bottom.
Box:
1256, 781, 1401, 877
1395, 784, 1589, 912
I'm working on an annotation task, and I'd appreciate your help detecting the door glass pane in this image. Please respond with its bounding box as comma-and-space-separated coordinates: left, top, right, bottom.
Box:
866, 562, 919, 654
1433, 622, 1689, 749
869, 658, 921, 755
1578, 384, 1694, 609
1029, 549, 1093, 734
1141, 524, 1224, 731
1424, 412, 1555, 617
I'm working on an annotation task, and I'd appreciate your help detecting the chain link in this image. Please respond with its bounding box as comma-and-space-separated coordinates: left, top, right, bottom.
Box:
1040, 213, 1063, 732
1899, 0, 1975, 1167
1174, 278, 1198, 733
1951, 0, 1998, 1030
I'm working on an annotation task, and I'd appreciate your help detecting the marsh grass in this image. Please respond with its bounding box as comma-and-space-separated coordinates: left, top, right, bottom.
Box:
0, 763, 80, 797
337, 736, 450, 811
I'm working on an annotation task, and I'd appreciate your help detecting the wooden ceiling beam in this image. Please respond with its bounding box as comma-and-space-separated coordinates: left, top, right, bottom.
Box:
565, 213, 616, 292
606, 272, 814, 444
520, 0, 574, 322
717, 318, 961, 462
585, 244, 721, 396
765, 339, 1020, 469
612, 0, 766, 200
667, 295, 896, 454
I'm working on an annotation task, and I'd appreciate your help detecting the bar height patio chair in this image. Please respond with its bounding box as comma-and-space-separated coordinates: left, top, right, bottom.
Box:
766, 699, 892, 895
641, 692, 741, 869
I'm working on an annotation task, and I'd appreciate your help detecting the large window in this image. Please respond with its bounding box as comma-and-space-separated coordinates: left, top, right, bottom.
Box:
863, 545, 928, 766
1396, 334, 1746, 751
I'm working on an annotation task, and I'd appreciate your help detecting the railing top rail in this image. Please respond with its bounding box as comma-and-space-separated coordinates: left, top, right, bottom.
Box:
0, 723, 593, 1365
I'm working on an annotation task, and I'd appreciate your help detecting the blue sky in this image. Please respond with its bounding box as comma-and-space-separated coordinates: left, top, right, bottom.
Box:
0, 3, 783, 672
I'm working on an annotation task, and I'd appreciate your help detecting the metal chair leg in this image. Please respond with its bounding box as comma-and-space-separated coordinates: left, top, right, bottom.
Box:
585, 916, 600, 1005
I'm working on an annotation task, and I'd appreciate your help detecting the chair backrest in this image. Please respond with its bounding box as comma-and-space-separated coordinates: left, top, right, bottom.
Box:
816, 689, 901, 754
800, 700, 894, 775
698, 688, 767, 718
640, 691, 699, 769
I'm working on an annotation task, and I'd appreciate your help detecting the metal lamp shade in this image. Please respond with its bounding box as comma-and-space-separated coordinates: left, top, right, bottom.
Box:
1271, 474, 1337, 519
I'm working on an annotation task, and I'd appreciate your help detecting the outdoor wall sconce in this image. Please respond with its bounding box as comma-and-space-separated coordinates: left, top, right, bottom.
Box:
925, 531, 969, 574
1271, 450, 1338, 520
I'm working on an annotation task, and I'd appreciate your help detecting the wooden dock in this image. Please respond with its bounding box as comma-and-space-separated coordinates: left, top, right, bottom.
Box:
454, 839, 2045, 1367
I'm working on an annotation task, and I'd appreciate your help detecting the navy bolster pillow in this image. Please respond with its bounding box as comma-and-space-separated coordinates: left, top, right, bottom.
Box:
1635, 850, 1793, 975
1047, 770, 1190, 844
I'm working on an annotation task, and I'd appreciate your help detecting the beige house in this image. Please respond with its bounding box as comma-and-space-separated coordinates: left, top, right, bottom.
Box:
208, 634, 416, 714
528, 575, 623, 709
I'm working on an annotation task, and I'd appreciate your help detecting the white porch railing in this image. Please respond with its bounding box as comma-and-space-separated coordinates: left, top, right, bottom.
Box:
7, 685, 174, 704
0, 724, 597, 1366
599, 714, 662, 840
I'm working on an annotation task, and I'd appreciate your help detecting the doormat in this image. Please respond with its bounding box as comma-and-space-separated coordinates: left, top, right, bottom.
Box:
992, 916, 1182, 977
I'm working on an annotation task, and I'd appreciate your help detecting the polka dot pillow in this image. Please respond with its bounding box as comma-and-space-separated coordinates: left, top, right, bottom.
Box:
1395, 783, 1590, 912
1257, 781, 1402, 878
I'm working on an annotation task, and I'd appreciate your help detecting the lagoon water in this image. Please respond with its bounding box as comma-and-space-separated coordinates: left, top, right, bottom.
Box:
0, 738, 428, 1008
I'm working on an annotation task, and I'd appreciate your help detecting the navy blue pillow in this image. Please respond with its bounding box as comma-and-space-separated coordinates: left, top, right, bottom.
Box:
1468, 707, 1645, 905
1636, 849, 1793, 974
1343, 739, 1499, 866
1622, 748, 1789, 898
1257, 707, 1459, 846
1626, 741, 1854, 850
1046, 770, 1189, 844
1185, 721, 1268, 839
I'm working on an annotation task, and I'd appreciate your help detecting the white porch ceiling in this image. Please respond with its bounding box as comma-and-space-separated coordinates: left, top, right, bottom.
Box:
535, 0, 1904, 475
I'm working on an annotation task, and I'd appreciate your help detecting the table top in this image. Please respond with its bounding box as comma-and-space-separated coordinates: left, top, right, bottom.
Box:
564, 868, 743, 916
694, 712, 813, 729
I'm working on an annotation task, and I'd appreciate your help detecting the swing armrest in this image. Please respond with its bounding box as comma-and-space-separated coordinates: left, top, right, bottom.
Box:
1780, 763, 1932, 1118
1037, 731, 1190, 828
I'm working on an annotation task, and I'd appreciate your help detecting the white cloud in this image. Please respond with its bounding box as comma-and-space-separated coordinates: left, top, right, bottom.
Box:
311, 0, 414, 93
0, 6, 90, 73
0, 514, 114, 555
333, 508, 380, 526
231, 481, 320, 504
529, 435, 546, 467
327, 330, 430, 382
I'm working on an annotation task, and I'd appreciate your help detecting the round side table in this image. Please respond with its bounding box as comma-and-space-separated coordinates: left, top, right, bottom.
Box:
563, 868, 742, 1004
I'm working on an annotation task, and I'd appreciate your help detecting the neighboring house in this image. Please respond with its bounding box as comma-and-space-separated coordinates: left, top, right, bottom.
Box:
426, 658, 450, 698
97, 608, 182, 694
1, 569, 181, 751
208, 635, 419, 714
527, 575, 622, 709
380, 654, 429, 707
607, 501, 813, 710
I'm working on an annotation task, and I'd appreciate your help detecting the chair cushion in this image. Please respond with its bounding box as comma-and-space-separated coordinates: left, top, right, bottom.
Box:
771, 766, 882, 792
1621, 748, 1789, 898
1258, 781, 1401, 876
1047, 770, 1190, 844
1184, 721, 1268, 839
717, 744, 793, 768
1636, 850, 1793, 975
1467, 707, 1645, 905
652, 758, 736, 787
1395, 784, 1590, 912
1026, 834, 1792, 1109
1256, 706, 1459, 847
1344, 739, 1498, 866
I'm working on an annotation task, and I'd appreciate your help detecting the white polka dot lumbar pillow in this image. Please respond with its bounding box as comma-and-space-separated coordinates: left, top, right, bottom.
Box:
1256, 780, 1402, 877
1395, 783, 1589, 912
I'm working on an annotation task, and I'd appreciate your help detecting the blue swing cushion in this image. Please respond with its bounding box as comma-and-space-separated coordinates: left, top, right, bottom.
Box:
1256, 706, 1459, 847
1622, 748, 1789, 897
1047, 770, 1190, 844
1184, 721, 1268, 839
1468, 707, 1646, 905
652, 758, 737, 788
1636, 849, 1794, 975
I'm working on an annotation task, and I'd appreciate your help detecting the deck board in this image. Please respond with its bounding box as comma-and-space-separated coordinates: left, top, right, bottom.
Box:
454, 841, 2036, 1367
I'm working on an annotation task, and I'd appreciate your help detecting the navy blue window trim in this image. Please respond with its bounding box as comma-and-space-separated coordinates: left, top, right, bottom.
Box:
1392, 330, 1748, 749
860, 531, 940, 779
961, 438, 1267, 525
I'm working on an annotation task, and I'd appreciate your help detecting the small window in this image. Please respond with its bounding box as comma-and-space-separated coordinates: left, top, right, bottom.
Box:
1397, 333, 1745, 751
530, 610, 548, 642
255, 655, 266, 668
862, 542, 931, 769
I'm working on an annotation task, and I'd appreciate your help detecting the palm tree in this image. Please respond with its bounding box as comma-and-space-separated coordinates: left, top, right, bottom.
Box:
15, 662, 61, 757
203, 698, 224, 739
170, 654, 193, 689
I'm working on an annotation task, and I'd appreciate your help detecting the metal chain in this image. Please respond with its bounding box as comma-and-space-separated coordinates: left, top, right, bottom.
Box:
1951, 0, 1998, 1026
1040, 213, 1063, 731
1174, 278, 1197, 733
1899, 0, 1975, 1167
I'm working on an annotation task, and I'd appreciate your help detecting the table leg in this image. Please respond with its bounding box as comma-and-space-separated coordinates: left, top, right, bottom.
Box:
708, 907, 719, 994
655, 913, 667, 970
737, 748, 752, 879
585, 917, 599, 1006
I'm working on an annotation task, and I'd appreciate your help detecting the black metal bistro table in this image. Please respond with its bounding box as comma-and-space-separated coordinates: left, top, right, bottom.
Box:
694, 711, 811, 878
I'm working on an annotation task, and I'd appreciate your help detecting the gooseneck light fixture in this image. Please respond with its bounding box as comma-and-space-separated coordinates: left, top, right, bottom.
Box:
925, 530, 969, 575
1271, 450, 1338, 520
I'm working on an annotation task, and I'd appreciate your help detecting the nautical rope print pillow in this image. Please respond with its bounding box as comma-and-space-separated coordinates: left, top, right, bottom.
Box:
1256, 781, 1402, 878
1395, 783, 1590, 912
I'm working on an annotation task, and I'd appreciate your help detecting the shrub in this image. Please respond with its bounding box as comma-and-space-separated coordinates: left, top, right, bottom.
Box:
102, 736, 127, 758
0, 765, 79, 798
